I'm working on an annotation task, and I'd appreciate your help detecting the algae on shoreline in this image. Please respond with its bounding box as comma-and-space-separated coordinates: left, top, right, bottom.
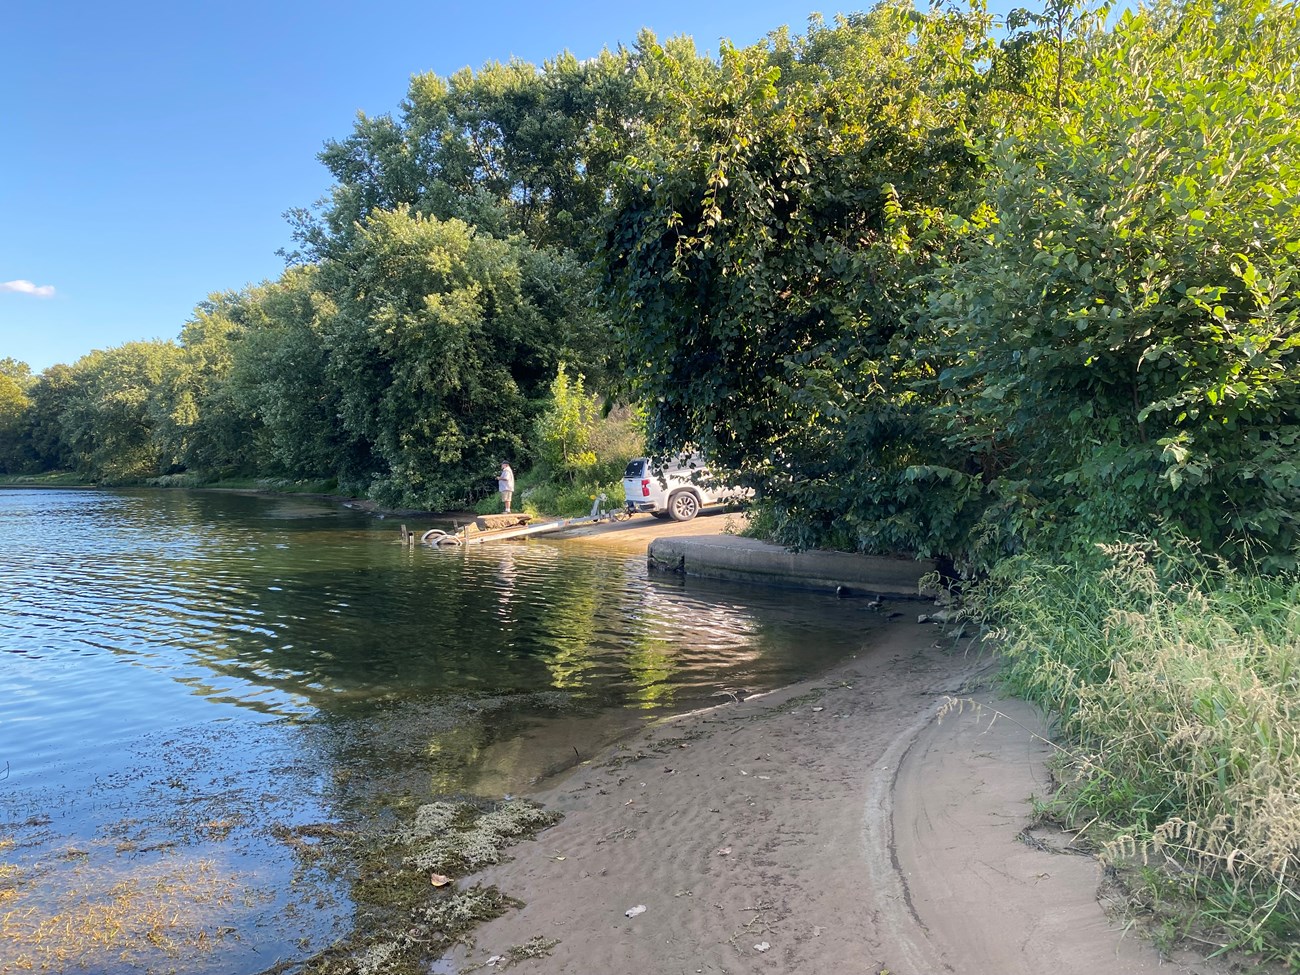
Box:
265, 798, 560, 975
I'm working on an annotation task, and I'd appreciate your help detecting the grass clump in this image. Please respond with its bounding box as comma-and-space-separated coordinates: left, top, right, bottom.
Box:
0, 471, 88, 487
973, 540, 1300, 967
509, 935, 560, 960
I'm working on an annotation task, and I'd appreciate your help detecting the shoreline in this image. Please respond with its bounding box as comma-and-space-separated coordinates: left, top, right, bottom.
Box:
439, 617, 1232, 975
3, 486, 1248, 972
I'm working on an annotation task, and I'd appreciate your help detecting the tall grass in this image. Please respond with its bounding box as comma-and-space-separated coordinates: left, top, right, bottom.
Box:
973, 541, 1300, 967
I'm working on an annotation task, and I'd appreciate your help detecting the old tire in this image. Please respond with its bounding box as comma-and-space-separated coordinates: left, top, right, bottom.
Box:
667, 490, 700, 522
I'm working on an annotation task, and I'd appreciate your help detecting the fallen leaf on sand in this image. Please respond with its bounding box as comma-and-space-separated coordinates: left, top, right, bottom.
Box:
430, 873, 452, 887
717, 847, 732, 856
625, 904, 647, 918
812, 706, 825, 712
754, 942, 771, 952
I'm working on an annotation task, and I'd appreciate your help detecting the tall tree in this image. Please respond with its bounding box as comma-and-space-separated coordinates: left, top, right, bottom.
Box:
58, 341, 182, 481
289, 45, 649, 263
0, 367, 32, 473
224, 267, 369, 483
603, 3, 1002, 558
924, 0, 1300, 567
319, 207, 587, 509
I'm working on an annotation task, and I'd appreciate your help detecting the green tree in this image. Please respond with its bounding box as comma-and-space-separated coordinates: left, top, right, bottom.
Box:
603, 3, 1002, 556
0, 357, 33, 388
58, 341, 182, 481
534, 363, 598, 482
924, 0, 1300, 567
224, 267, 370, 483
294, 47, 646, 262
0, 367, 32, 473
320, 207, 585, 509
23, 364, 77, 471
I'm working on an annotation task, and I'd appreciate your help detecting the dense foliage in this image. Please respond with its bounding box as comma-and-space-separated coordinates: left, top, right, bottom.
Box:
605, 0, 1300, 570
5, 0, 1299, 959
604, 1, 1003, 562
925, 0, 1300, 569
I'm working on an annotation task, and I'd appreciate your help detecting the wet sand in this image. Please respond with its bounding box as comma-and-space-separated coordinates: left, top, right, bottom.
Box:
442, 597, 1231, 972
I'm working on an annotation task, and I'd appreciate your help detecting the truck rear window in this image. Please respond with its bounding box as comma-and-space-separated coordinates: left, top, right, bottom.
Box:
624, 459, 645, 478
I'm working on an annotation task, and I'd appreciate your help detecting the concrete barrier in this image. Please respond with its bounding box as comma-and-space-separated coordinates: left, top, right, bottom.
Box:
648, 534, 937, 597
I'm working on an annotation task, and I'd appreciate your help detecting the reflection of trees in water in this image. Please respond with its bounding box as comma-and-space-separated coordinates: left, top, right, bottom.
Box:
53, 491, 819, 721
174, 546, 577, 711
623, 638, 678, 708
4, 490, 893, 975
16, 486, 878, 748
176, 543, 764, 717
533, 553, 604, 690
20, 488, 872, 725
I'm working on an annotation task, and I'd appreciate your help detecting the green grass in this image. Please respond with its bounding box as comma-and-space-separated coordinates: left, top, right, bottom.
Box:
971, 541, 1300, 968
472, 470, 625, 519
0, 471, 90, 487
0, 471, 345, 497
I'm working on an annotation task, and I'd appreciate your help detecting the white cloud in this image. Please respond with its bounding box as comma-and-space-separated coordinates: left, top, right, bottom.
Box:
1, 279, 56, 298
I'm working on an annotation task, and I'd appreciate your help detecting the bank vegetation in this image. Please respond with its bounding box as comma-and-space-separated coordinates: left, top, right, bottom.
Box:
2, 0, 1297, 963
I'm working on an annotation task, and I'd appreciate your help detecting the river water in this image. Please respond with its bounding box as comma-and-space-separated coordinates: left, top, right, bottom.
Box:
0, 488, 884, 973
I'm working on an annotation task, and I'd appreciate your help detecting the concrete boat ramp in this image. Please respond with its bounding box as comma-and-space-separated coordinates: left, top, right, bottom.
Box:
405, 509, 937, 599
646, 533, 936, 597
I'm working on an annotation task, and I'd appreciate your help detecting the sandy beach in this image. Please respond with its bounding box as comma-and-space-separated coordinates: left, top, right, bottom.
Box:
432, 518, 1232, 975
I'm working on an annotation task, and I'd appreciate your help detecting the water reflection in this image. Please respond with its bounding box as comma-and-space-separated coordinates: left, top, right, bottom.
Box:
2, 487, 886, 804
0, 487, 888, 975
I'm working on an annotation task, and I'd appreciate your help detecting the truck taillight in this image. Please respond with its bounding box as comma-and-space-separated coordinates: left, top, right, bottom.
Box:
641, 478, 650, 497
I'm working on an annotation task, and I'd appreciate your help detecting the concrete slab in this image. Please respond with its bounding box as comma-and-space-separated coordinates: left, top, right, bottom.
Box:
648, 533, 937, 597
550, 508, 745, 554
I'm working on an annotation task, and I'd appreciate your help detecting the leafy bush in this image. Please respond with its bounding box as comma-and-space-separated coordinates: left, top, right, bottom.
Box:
925, 0, 1300, 569
534, 363, 599, 483
518, 479, 624, 519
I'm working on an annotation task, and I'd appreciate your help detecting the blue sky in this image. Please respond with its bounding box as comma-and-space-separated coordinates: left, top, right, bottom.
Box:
3, 0, 1010, 373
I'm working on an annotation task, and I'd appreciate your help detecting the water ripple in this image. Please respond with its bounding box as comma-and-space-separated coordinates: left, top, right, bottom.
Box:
1, 487, 884, 786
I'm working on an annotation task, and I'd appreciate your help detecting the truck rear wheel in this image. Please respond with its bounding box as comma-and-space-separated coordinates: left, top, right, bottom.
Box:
667, 490, 700, 522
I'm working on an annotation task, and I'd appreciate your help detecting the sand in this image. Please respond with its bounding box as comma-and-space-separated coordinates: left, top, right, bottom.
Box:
440, 617, 1233, 975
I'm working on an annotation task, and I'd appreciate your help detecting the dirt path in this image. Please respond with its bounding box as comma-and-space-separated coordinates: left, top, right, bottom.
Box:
551, 508, 744, 554
441, 620, 1228, 975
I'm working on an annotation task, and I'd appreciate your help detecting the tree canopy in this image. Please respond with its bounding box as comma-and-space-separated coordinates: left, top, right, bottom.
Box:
6, 0, 1298, 569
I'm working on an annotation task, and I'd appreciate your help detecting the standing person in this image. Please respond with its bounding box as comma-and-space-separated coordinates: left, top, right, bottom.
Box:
498, 461, 515, 514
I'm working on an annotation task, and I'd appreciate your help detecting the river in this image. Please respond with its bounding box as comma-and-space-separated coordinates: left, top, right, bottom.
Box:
0, 488, 885, 973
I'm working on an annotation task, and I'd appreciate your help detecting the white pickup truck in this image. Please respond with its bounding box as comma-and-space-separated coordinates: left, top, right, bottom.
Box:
621, 455, 745, 521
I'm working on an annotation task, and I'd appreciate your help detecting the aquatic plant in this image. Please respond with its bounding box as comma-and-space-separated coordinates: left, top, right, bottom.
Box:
281, 797, 560, 975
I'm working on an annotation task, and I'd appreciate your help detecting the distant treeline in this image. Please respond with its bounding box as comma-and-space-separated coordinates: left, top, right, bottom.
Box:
3, 0, 1298, 567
